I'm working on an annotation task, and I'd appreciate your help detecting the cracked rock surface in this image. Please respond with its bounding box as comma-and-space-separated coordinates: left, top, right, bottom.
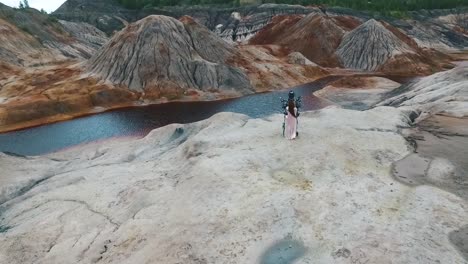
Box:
1, 107, 467, 263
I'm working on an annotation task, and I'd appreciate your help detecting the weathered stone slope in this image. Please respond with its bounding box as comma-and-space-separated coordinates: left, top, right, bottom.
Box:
314, 76, 401, 110
379, 65, 468, 119
0, 17, 45, 66
336, 19, 414, 71
216, 4, 317, 43
250, 13, 359, 67
86, 15, 328, 97
0, 3, 108, 65
59, 20, 108, 51
54, 1, 317, 37
0, 107, 467, 263
53, 1, 467, 51
86, 15, 253, 96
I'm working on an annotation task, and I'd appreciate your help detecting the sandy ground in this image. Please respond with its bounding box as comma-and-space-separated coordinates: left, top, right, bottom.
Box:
0, 107, 467, 263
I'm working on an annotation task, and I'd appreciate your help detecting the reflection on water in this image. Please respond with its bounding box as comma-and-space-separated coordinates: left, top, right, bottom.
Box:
0, 77, 338, 156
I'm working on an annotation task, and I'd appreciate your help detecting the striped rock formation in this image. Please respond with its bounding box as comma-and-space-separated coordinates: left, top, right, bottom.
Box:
86, 15, 253, 97
336, 19, 414, 71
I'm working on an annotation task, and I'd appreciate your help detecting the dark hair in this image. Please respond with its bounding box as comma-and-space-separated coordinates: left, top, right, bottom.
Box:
288, 100, 296, 117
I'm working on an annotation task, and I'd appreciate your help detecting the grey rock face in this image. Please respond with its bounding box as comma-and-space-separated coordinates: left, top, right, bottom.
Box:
336, 19, 413, 71
400, 18, 467, 51
217, 4, 316, 43
86, 15, 253, 94
54, 1, 316, 38
379, 65, 468, 119
0, 3, 108, 64
53, 0, 152, 35
287, 52, 317, 66
54, 0, 467, 51
449, 225, 468, 261
59, 20, 108, 50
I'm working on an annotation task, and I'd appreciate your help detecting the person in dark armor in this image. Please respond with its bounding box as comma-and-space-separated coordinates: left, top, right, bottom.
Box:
281, 91, 302, 139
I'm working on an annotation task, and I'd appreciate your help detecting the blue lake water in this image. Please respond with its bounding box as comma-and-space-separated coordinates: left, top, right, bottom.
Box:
0, 75, 390, 156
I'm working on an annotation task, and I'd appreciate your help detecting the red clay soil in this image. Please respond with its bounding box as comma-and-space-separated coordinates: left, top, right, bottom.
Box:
328, 76, 381, 89
332, 16, 362, 31
228, 44, 329, 92
378, 51, 454, 76
250, 13, 352, 67
0, 62, 21, 78
0, 63, 140, 129
249, 15, 303, 45
373, 23, 455, 76
454, 25, 467, 34
179, 15, 198, 25
381, 21, 420, 50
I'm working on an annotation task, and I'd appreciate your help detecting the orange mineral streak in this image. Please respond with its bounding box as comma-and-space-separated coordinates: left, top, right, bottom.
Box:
250, 14, 354, 67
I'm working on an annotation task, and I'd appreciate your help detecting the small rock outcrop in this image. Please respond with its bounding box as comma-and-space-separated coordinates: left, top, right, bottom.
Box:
86, 15, 253, 96
287, 52, 318, 66
314, 76, 401, 110
336, 19, 414, 71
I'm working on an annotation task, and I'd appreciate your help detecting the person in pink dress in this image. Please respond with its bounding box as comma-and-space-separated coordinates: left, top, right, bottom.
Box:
285, 91, 298, 140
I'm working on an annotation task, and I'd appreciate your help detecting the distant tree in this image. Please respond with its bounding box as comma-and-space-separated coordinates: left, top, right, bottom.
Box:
40, 8, 48, 14
19, 1, 24, 9
23, 0, 30, 8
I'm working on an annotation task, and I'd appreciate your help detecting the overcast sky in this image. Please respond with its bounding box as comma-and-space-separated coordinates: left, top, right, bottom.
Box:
0, 0, 66, 13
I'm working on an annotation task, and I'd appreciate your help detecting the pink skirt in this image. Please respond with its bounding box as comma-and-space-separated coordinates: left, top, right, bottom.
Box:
285, 111, 297, 140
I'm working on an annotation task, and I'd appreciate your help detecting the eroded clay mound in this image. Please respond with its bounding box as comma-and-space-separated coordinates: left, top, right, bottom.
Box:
86, 15, 253, 96
250, 13, 359, 67
336, 19, 414, 71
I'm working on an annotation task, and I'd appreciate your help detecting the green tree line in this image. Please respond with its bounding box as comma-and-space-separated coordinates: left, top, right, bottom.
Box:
117, 0, 467, 11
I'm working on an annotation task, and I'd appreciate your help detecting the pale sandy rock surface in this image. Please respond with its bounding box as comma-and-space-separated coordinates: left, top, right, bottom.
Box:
314, 76, 400, 110
380, 65, 468, 120
0, 18, 45, 66
1, 107, 467, 263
